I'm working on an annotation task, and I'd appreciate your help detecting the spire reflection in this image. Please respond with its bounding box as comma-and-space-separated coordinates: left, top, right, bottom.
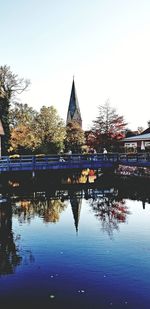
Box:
70, 195, 82, 233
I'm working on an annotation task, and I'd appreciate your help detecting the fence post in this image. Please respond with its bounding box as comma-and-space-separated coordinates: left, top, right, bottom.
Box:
32, 156, 36, 179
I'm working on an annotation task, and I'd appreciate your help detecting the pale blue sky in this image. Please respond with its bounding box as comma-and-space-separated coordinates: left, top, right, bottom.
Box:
1, 0, 150, 130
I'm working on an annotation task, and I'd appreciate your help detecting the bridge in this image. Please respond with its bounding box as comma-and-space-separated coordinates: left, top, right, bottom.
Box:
0, 152, 150, 173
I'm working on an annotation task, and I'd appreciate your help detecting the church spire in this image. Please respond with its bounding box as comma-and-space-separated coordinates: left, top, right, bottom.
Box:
70, 196, 82, 233
66, 78, 82, 127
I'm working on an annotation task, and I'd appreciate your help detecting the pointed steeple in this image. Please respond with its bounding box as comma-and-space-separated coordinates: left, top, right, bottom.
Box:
70, 196, 82, 233
66, 78, 82, 127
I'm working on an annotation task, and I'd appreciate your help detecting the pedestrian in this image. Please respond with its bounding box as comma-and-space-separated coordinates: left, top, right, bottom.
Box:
103, 148, 107, 160
103, 148, 107, 154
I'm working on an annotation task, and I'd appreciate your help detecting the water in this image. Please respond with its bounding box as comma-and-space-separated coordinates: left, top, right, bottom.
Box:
0, 184, 150, 308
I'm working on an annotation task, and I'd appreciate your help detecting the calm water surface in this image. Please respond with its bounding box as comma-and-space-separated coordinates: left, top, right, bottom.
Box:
0, 186, 150, 309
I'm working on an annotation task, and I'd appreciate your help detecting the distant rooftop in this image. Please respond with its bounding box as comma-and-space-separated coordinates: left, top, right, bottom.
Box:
122, 133, 150, 142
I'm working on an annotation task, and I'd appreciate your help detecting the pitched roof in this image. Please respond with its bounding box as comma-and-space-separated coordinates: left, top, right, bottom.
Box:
141, 127, 150, 135
122, 133, 150, 142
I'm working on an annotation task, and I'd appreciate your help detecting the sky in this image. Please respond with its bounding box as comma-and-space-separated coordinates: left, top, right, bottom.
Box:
1, 0, 150, 131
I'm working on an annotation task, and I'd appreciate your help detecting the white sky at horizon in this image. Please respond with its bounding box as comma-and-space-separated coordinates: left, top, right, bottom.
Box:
1, 0, 150, 131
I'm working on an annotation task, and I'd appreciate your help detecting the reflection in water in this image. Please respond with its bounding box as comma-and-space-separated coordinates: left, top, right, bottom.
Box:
9, 187, 129, 238
90, 197, 130, 237
62, 168, 97, 184
1, 177, 150, 308
70, 196, 82, 232
13, 197, 67, 224
1, 177, 150, 277
0, 201, 22, 275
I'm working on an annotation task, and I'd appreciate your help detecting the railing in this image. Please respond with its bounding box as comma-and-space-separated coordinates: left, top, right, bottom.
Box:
118, 152, 150, 166
0, 152, 149, 172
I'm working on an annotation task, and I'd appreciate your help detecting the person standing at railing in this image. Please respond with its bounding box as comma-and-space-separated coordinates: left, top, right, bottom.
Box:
66, 149, 72, 161
59, 150, 65, 162
103, 148, 107, 160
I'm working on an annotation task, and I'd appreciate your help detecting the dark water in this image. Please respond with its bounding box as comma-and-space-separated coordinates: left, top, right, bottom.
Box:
0, 179, 150, 308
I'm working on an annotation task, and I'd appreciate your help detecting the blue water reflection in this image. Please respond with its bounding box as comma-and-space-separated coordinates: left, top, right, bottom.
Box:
0, 187, 150, 308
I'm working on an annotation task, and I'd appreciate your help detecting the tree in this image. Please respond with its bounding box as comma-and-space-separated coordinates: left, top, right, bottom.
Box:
92, 100, 127, 151
137, 127, 144, 134
125, 129, 137, 138
0, 65, 30, 154
84, 130, 97, 152
65, 121, 85, 153
9, 104, 66, 154
9, 102, 37, 128
9, 124, 39, 154
147, 120, 150, 128
34, 106, 66, 154
9, 102, 39, 153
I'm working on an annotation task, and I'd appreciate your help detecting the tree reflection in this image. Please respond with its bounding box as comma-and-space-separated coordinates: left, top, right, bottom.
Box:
42, 200, 67, 223
90, 196, 130, 237
13, 197, 67, 223
0, 202, 22, 275
0, 194, 67, 276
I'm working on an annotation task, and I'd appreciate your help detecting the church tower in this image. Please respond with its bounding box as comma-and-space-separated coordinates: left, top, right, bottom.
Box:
70, 196, 82, 233
66, 78, 82, 127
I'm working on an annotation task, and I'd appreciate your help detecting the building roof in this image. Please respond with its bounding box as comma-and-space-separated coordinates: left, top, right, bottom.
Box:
141, 127, 150, 135
122, 133, 150, 142
66, 78, 82, 127
0, 120, 4, 135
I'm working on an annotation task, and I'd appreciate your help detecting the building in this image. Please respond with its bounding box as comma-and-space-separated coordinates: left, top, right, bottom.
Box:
121, 131, 150, 152
66, 78, 82, 127
0, 119, 4, 156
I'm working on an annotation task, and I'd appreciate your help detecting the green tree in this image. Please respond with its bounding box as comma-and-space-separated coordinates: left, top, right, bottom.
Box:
9, 104, 66, 154
9, 102, 37, 128
0, 65, 30, 154
34, 106, 66, 154
92, 100, 127, 151
9, 102, 39, 153
65, 121, 85, 153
